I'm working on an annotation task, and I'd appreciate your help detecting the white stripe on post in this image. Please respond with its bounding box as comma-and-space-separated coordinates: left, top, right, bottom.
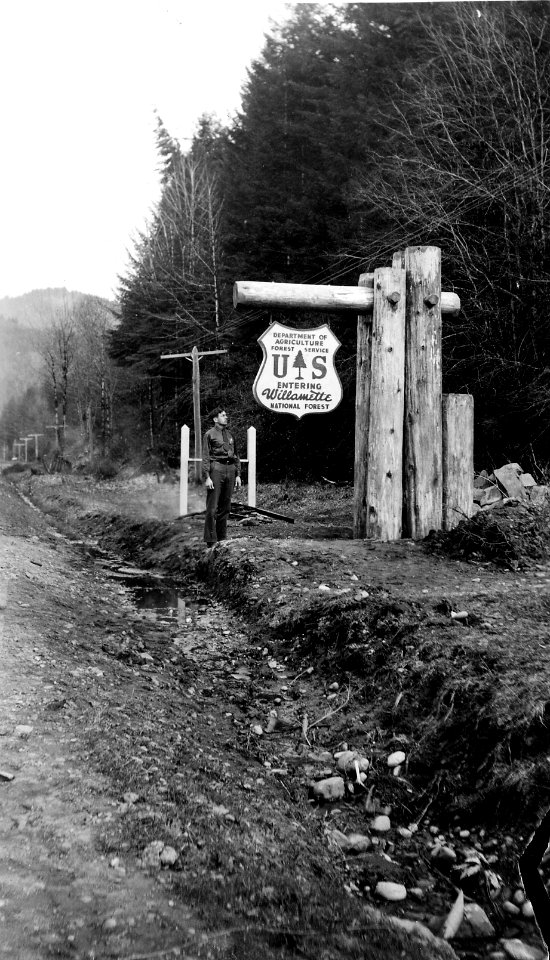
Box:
247, 426, 256, 508
179, 425, 190, 517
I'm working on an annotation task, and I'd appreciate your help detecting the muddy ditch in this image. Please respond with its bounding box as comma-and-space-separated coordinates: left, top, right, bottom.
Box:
18, 472, 550, 828
7, 472, 550, 959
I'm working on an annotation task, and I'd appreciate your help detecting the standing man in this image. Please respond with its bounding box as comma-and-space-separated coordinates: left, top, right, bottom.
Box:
202, 407, 241, 547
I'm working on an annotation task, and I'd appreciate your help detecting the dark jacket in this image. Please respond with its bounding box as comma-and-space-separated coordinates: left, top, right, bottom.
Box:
202, 425, 240, 479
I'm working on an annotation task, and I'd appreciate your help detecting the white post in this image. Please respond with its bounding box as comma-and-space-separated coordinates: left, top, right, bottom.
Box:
247, 426, 256, 508
179, 425, 190, 517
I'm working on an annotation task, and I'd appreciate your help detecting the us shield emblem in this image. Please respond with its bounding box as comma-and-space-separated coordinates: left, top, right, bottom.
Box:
253, 322, 343, 419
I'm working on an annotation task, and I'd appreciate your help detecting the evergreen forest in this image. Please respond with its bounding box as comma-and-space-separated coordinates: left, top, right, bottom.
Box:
2, 1, 550, 480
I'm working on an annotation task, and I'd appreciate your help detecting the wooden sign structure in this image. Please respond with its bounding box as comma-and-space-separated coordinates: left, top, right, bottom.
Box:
234, 245, 473, 542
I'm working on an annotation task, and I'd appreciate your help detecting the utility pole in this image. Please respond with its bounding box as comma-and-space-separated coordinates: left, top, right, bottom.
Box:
27, 433, 44, 460
19, 438, 31, 463
161, 346, 227, 483
46, 423, 66, 452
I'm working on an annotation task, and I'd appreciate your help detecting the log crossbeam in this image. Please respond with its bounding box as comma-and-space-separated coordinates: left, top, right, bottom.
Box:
234, 280, 460, 316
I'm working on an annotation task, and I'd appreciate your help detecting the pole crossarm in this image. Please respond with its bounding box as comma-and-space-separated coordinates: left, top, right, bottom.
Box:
234, 280, 460, 316
161, 350, 228, 360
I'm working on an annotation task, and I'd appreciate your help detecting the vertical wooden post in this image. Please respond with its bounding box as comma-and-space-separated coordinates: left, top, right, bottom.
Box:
353, 268, 406, 540
403, 246, 443, 538
191, 346, 202, 484
247, 426, 256, 508
179, 425, 190, 517
353, 274, 373, 538
442, 394, 474, 530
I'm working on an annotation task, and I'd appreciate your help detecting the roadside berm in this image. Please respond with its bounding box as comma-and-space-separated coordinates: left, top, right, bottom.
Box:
2, 470, 550, 960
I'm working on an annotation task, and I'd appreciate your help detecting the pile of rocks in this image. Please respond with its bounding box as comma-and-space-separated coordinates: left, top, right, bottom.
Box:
309, 745, 548, 957
473, 463, 548, 514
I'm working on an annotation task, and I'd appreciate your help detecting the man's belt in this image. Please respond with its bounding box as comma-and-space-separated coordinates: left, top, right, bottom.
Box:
212, 458, 235, 464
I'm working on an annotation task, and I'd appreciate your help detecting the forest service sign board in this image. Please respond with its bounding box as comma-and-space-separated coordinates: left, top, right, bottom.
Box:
253, 321, 342, 419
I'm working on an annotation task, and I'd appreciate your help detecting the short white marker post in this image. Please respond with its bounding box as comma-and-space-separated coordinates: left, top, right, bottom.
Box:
179, 425, 190, 517
247, 427, 256, 508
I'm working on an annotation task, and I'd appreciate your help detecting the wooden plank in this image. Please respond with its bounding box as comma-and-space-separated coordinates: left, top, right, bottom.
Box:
403, 246, 443, 538
233, 279, 460, 316
179, 425, 190, 517
353, 267, 406, 540
231, 503, 295, 523
442, 394, 474, 530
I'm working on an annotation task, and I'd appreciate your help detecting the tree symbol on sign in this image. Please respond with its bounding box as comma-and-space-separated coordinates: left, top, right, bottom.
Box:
292, 349, 306, 380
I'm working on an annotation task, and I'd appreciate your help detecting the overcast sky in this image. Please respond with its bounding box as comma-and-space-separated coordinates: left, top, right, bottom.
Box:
0, 0, 293, 301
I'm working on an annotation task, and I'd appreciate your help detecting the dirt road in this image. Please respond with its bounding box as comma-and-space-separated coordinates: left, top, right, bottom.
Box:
0, 481, 212, 958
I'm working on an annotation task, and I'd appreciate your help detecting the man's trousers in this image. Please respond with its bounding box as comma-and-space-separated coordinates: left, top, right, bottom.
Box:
203, 462, 236, 544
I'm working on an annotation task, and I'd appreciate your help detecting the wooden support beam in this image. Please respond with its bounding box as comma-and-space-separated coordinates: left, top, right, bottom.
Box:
402, 246, 443, 538
353, 267, 406, 540
442, 394, 474, 530
234, 279, 460, 316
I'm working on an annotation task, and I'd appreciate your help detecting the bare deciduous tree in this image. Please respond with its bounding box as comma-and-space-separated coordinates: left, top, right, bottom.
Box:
355, 2, 550, 457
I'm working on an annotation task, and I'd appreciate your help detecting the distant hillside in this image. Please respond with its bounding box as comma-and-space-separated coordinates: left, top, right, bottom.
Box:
0, 288, 93, 330
0, 316, 40, 414
0, 288, 116, 415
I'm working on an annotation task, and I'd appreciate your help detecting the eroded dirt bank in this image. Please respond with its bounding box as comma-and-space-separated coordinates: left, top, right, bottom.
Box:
2, 472, 550, 960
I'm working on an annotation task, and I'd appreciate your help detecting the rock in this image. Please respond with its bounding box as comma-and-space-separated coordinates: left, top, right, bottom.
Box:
397, 826, 413, 839
409, 886, 425, 900
512, 888, 526, 905
318, 584, 331, 592
344, 833, 372, 853
375, 881, 407, 901
387, 750, 406, 768
389, 917, 437, 942
451, 610, 468, 620
431, 844, 457, 865
160, 845, 178, 867
493, 464, 528, 500
520, 900, 534, 919
371, 815, 391, 833
326, 828, 349, 848
502, 901, 521, 916
530, 484, 549, 503
474, 471, 492, 489
14, 725, 33, 739
500, 939, 546, 960
312, 777, 345, 802
0, 771, 14, 782
251, 724, 263, 736
477, 486, 503, 508
141, 841, 165, 868
336, 751, 369, 775
102, 917, 117, 932
457, 903, 495, 938
520, 473, 536, 488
